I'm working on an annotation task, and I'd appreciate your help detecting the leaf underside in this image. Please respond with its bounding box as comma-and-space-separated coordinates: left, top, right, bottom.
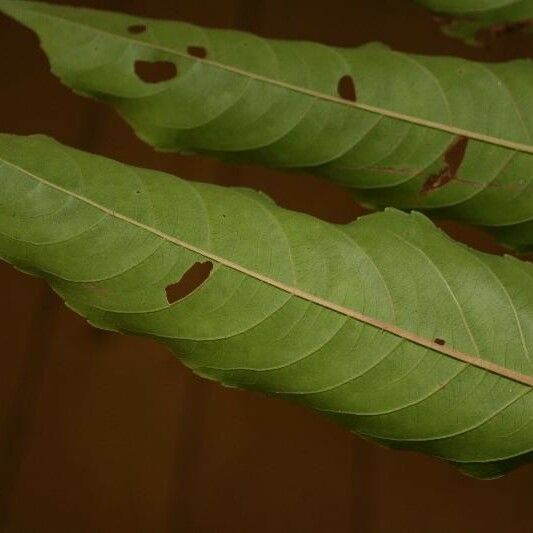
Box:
0, 0, 532, 250
1, 134, 532, 479
416, 0, 533, 45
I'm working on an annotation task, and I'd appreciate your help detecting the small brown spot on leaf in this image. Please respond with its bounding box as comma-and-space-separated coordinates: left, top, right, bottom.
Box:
477, 19, 533, 41
338, 75, 357, 102
434, 338, 446, 346
87, 283, 110, 297
135, 60, 177, 83
165, 261, 213, 304
421, 136, 469, 195
187, 45, 208, 59
128, 24, 147, 34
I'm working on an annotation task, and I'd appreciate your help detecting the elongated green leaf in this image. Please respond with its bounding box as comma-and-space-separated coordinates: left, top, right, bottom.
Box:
1, 0, 532, 250
1, 133, 532, 478
416, 0, 533, 45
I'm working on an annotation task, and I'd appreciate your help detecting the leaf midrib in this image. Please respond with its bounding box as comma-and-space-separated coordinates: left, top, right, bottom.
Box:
11, 3, 533, 156
2, 154, 532, 387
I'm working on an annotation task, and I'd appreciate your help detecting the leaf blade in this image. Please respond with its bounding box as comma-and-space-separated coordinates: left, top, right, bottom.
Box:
1, 133, 532, 476
1, 0, 532, 249
416, 0, 533, 46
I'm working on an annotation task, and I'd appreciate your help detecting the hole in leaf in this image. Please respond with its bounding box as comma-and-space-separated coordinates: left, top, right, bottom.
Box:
434, 338, 446, 346
421, 136, 469, 195
128, 24, 147, 34
134, 60, 177, 83
187, 45, 208, 59
165, 261, 213, 304
338, 75, 357, 102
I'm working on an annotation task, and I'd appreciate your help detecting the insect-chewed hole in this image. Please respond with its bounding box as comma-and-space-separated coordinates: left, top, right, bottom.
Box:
434, 338, 446, 346
165, 261, 213, 304
128, 24, 147, 34
421, 137, 469, 195
134, 60, 178, 83
187, 45, 208, 59
337, 74, 357, 102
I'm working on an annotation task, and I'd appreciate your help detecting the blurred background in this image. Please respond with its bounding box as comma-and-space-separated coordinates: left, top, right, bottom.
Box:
0, 1, 532, 531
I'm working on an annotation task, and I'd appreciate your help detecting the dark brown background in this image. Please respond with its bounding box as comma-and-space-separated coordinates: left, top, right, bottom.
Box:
1, 1, 532, 532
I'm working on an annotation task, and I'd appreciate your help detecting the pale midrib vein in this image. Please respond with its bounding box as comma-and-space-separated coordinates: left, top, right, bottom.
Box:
3, 156, 533, 387
17, 7, 533, 156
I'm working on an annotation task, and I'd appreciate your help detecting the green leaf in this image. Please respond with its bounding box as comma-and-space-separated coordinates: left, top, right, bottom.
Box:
416, 0, 533, 45
1, 133, 532, 479
1, 0, 532, 250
